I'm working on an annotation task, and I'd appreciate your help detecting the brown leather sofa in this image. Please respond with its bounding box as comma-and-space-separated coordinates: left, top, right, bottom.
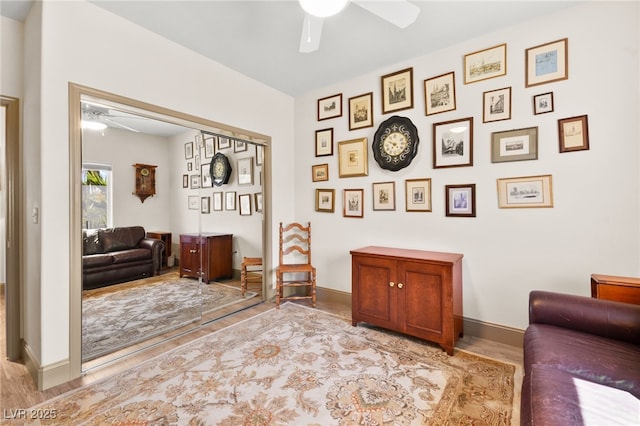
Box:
82, 226, 164, 290
522, 291, 640, 425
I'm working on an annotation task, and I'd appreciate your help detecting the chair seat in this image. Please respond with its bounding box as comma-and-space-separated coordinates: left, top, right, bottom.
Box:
241, 257, 262, 297
277, 264, 316, 274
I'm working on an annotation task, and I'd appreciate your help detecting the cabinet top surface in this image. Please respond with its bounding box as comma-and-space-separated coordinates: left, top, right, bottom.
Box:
180, 232, 232, 238
591, 274, 640, 287
350, 246, 463, 263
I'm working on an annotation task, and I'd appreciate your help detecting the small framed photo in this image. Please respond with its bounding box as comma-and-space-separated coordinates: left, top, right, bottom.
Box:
497, 175, 553, 208
188, 195, 199, 210
204, 136, 215, 158
315, 189, 335, 213
433, 117, 474, 168
255, 144, 264, 166
338, 137, 368, 178
372, 181, 396, 211
213, 192, 223, 211
225, 191, 236, 210
217, 137, 231, 150
254, 192, 263, 212
315, 128, 333, 157
195, 155, 200, 170
445, 184, 476, 217
343, 189, 364, 218
533, 92, 554, 115
185, 141, 194, 159
182, 174, 188, 188
237, 157, 254, 185
464, 43, 507, 84
187, 162, 193, 172
348, 92, 374, 130
318, 93, 342, 121
234, 139, 247, 153
201, 163, 213, 188
312, 164, 329, 182
424, 71, 456, 116
201, 196, 211, 214
491, 127, 538, 163
239, 194, 252, 216
190, 174, 201, 189
526, 38, 568, 87
405, 178, 432, 212
483, 87, 511, 123
381, 67, 413, 114
558, 115, 589, 153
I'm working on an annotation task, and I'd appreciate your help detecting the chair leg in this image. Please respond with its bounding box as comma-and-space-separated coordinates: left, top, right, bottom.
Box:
241, 264, 247, 297
275, 271, 281, 308
311, 270, 317, 308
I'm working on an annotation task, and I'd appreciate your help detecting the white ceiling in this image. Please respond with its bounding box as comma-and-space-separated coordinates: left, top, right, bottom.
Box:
2, 0, 583, 97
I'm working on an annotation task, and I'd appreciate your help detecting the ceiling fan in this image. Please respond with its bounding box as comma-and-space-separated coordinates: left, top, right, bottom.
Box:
299, 0, 420, 53
81, 102, 141, 133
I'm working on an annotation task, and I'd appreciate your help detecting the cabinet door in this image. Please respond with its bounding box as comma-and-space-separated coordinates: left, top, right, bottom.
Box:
180, 237, 199, 277
352, 256, 397, 329
397, 261, 449, 341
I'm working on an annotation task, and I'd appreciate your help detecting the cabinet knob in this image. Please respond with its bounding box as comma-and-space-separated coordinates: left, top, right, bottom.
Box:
397, 283, 404, 289
190, 249, 197, 254
389, 281, 395, 287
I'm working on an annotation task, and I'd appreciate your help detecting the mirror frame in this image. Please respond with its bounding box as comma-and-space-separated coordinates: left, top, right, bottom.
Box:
69, 83, 272, 377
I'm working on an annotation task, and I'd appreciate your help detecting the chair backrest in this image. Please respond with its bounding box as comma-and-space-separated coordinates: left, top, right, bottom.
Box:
279, 222, 312, 266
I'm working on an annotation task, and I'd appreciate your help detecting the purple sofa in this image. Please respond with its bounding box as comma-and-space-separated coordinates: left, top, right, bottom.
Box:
521, 291, 640, 425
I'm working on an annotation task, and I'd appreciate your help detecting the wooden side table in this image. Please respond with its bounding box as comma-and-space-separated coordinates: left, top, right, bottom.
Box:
591, 274, 640, 305
147, 231, 172, 268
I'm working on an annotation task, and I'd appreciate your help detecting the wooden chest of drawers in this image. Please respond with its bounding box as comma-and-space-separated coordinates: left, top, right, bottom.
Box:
591, 274, 640, 305
180, 233, 232, 283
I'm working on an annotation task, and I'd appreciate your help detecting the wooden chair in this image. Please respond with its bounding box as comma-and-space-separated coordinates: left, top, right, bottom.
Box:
241, 257, 262, 296
276, 222, 316, 308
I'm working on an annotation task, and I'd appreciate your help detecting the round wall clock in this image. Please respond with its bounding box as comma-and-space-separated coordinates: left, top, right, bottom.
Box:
210, 152, 232, 186
372, 115, 420, 171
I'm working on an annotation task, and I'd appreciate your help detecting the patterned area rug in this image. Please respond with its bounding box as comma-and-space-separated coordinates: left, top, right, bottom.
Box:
82, 277, 257, 361
39, 303, 515, 425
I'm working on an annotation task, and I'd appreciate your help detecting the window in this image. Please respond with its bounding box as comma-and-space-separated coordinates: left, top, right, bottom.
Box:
82, 163, 112, 229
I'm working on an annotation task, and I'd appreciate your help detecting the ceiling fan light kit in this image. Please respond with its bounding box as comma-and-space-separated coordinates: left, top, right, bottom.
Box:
298, 0, 348, 18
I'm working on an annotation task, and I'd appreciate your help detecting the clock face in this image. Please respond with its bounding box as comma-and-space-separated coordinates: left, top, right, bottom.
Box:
209, 152, 231, 186
213, 160, 224, 177
372, 116, 419, 171
140, 167, 150, 176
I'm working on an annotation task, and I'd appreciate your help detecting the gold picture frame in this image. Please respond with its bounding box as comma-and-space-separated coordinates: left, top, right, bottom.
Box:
525, 38, 568, 87
312, 164, 329, 182
497, 175, 553, 208
338, 138, 368, 178
315, 189, 335, 212
464, 43, 507, 84
405, 178, 432, 212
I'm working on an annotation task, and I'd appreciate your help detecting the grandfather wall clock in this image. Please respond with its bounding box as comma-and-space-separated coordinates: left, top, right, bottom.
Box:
132, 163, 157, 203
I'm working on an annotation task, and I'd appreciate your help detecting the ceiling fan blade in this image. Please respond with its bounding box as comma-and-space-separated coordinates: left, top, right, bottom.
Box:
299, 13, 324, 53
353, 0, 420, 28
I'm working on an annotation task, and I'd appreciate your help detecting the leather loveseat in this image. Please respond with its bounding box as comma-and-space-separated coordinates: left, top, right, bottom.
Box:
82, 226, 164, 290
521, 290, 640, 425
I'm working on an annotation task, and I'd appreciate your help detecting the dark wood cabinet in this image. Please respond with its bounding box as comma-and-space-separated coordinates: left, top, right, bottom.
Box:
180, 233, 232, 283
591, 274, 640, 305
351, 246, 463, 355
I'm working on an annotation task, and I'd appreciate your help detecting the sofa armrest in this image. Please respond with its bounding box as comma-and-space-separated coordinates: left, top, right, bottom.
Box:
139, 238, 164, 274
529, 290, 640, 344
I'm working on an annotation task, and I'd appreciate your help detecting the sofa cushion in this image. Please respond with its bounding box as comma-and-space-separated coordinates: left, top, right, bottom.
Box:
83, 253, 113, 268
82, 229, 103, 255
524, 324, 640, 397
99, 227, 145, 253
111, 248, 151, 264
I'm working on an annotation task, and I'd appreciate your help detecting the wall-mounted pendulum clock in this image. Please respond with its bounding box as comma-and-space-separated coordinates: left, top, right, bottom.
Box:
132, 163, 157, 203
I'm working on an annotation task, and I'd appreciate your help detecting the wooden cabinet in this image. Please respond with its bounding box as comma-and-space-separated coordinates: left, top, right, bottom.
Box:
180, 233, 233, 283
591, 274, 640, 305
351, 246, 463, 355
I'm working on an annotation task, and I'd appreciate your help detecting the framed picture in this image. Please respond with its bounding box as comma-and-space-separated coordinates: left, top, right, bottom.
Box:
381, 67, 413, 114
497, 175, 553, 208
254, 192, 263, 212
234, 139, 247, 153
225, 191, 236, 210
190, 174, 201, 189
312, 164, 329, 182
424, 71, 456, 116
372, 181, 396, 211
432, 117, 474, 168
348, 92, 374, 130
405, 179, 432, 212
464, 43, 507, 84
185, 141, 194, 159
237, 157, 254, 185
318, 93, 342, 121
526, 38, 568, 87
187, 162, 193, 172
213, 192, 223, 211
338, 137, 368, 177
445, 184, 476, 217
182, 174, 188, 188
315, 128, 333, 157
491, 127, 538, 163
483, 87, 511, 123
343, 189, 364, 218
204, 136, 215, 158
255, 145, 264, 166
188, 195, 199, 210
195, 155, 200, 170
201, 163, 213, 188
533, 92, 554, 115
315, 189, 335, 213
239, 194, 252, 216
218, 136, 231, 150
558, 115, 589, 153
201, 196, 211, 214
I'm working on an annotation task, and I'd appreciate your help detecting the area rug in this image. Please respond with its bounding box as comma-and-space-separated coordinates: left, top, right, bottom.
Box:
34, 303, 515, 425
82, 277, 257, 361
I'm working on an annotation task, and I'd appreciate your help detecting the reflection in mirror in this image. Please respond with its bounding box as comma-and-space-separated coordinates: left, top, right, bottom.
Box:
80, 97, 265, 369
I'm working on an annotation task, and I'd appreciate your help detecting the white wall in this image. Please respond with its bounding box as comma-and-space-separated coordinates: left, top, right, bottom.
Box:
1, 16, 24, 99
294, 1, 640, 330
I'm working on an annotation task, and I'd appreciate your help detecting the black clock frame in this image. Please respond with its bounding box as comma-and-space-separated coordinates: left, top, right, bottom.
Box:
209, 152, 232, 186
372, 115, 420, 172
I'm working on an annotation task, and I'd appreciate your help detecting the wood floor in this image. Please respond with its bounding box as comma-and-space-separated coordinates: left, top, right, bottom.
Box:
1, 282, 523, 414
